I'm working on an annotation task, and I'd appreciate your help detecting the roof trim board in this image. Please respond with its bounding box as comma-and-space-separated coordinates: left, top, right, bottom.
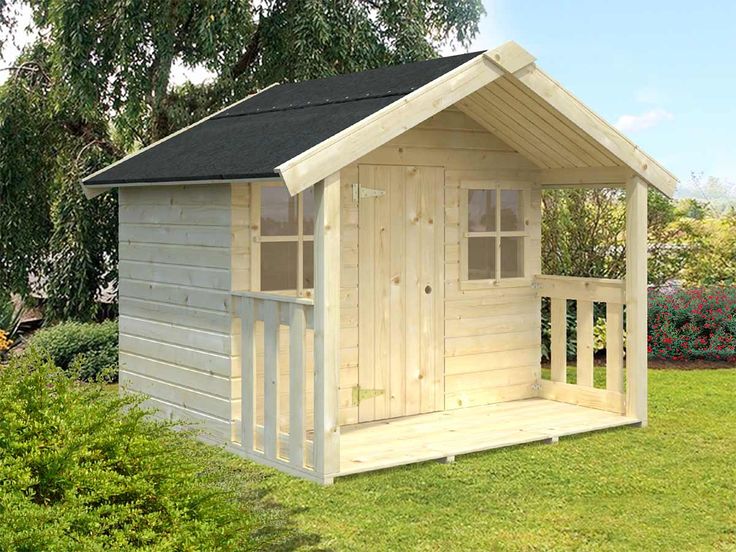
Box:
275, 49, 515, 195
81, 83, 280, 198
81, 41, 677, 198
511, 64, 677, 197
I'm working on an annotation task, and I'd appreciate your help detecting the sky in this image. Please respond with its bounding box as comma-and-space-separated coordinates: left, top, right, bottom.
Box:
2, 1, 734, 200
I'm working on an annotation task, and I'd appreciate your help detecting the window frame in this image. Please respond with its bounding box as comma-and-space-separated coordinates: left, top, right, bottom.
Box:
251, 182, 314, 297
460, 180, 531, 289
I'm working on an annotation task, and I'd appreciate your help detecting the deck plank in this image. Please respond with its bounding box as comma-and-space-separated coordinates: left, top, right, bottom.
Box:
339, 398, 638, 476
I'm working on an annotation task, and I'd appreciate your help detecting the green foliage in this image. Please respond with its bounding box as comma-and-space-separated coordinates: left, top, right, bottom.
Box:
240, 369, 736, 550
0, 1, 483, 320
0, 350, 317, 550
0, 293, 24, 342
649, 287, 736, 361
27, 320, 118, 382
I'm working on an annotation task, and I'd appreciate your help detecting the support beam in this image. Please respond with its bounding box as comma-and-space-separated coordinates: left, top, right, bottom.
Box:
313, 172, 341, 481
537, 166, 632, 187
625, 176, 648, 425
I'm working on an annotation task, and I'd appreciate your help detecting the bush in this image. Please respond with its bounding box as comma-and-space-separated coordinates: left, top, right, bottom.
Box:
0, 350, 314, 550
26, 320, 118, 382
649, 287, 736, 362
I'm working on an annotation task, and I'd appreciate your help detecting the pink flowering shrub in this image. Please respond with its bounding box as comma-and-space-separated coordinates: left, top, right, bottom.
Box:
648, 287, 736, 362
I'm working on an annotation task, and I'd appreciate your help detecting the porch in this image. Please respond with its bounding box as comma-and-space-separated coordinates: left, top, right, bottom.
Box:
339, 398, 639, 475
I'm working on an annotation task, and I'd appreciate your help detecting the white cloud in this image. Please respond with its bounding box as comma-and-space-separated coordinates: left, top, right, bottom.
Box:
614, 108, 673, 133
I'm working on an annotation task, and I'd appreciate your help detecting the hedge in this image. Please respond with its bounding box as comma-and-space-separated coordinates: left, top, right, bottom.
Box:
648, 287, 736, 362
0, 350, 314, 550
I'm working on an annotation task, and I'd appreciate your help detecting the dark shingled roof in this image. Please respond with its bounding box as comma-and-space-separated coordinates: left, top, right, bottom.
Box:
84, 51, 482, 186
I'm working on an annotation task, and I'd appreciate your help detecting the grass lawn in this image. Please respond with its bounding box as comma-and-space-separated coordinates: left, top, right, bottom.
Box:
197, 368, 736, 551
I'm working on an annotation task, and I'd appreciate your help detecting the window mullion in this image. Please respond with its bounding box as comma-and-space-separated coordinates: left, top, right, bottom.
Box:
297, 193, 304, 296
495, 185, 501, 281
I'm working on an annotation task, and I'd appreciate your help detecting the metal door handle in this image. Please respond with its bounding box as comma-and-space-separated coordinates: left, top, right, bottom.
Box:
425, 285, 432, 294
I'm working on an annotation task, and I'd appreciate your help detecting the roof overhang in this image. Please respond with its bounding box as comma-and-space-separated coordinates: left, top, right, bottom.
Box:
276, 41, 676, 198
82, 41, 676, 199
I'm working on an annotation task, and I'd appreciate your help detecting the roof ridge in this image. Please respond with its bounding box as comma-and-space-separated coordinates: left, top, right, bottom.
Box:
211, 91, 407, 120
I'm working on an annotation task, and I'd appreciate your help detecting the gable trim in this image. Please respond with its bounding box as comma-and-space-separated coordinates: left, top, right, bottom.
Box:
276, 44, 533, 195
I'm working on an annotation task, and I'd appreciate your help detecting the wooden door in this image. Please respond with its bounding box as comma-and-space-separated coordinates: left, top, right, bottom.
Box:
357, 165, 445, 423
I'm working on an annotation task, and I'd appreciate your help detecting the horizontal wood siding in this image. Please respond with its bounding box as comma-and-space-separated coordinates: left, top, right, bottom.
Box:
119, 185, 234, 442
355, 107, 542, 412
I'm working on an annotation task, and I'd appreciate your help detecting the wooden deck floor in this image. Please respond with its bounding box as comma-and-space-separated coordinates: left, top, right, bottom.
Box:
338, 398, 639, 476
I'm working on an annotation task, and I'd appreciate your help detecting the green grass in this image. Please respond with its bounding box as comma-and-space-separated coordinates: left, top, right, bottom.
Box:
203, 369, 736, 551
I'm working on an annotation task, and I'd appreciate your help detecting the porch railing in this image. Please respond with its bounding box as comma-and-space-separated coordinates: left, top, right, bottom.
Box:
231, 290, 323, 481
534, 275, 626, 414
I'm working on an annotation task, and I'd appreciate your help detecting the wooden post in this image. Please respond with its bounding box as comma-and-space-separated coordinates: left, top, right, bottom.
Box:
625, 176, 648, 425
313, 172, 341, 482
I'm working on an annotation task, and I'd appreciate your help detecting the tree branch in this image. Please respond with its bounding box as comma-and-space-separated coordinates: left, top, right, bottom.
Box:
230, 21, 262, 79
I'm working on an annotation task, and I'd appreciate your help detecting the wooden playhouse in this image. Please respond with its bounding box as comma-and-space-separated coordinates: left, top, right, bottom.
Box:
83, 42, 676, 484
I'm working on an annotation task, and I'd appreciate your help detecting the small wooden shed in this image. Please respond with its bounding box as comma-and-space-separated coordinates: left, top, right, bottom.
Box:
84, 41, 676, 484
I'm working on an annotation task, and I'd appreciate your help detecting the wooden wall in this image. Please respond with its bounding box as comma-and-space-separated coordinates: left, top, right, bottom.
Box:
353, 107, 543, 413
118, 184, 239, 443
118, 106, 543, 440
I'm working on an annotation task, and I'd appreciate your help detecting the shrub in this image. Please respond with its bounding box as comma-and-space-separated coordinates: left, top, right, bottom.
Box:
0, 293, 24, 356
0, 350, 315, 550
648, 287, 736, 362
26, 319, 118, 382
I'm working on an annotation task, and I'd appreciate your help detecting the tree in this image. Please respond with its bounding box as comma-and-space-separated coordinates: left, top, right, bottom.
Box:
0, 0, 484, 320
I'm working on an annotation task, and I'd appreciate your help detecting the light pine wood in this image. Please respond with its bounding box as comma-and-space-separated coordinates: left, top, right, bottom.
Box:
625, 176, 648, 424
118, 185, 235, 442
576, 300, 594, 387
358, 165, 444, 422
262, 301, 280, 458
606, 302, 625, 393
513, 66, 676, 197
288, 303, 307, 468
534, 274, 625, 304
240, 297, 256, 452
550, 297, 567, 383
538, 381, 626, 414
313, 173, 341, 478
339, 398, 637, 476
277, 54, 511, 194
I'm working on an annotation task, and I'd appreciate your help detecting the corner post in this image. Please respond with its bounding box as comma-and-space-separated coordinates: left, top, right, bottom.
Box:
625, 175, 648, 425
313, 172, 341, 481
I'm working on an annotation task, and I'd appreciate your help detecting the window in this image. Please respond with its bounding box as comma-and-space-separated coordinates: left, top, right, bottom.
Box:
254, 184, 314, 295
461, 183, 528, 284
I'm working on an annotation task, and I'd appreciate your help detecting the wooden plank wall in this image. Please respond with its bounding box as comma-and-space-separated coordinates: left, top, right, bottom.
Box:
118, 184, 237, 443
353, 107, 543, 412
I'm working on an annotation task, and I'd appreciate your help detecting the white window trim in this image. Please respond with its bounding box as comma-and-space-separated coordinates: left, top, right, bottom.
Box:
251, 182, 314, 297
459, 180, 532, 290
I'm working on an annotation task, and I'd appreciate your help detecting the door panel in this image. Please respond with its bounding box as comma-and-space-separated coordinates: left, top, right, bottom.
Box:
358, 165, 445, 423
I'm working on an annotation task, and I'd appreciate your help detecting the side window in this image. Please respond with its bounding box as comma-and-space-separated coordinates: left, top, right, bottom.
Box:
462, 184, 527, 284
255, 184, 314, 295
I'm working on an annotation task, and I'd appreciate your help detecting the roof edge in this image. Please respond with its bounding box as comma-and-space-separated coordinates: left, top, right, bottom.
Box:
80, 83, 280, 193
277, 42, 533, 195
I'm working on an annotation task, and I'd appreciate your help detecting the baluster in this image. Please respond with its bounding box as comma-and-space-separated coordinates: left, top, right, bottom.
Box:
606, 302, 624, 393
289, 303, 306, 468
576, 300, 594, 387
240, 297, 256, 452
550, 298, 567, 383
263, 300, 280, 459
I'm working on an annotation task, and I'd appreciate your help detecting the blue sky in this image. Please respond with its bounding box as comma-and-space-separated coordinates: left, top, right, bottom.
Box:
448, 0, 736, 199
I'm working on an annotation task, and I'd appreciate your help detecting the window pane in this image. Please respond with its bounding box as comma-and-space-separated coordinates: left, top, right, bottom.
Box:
303, 241, 314, 289
468, 236, 496, 280
468, 189, 496, 232
302, 188, 315, 235
261, 242, 297, 291
500, 190, 523, 231
261, 186, 297, 236
500, 236, 524, 278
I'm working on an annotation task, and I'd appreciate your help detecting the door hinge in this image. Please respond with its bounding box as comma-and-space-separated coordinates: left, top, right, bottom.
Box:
352, 183, 386, 202
351, 385, 384, 406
